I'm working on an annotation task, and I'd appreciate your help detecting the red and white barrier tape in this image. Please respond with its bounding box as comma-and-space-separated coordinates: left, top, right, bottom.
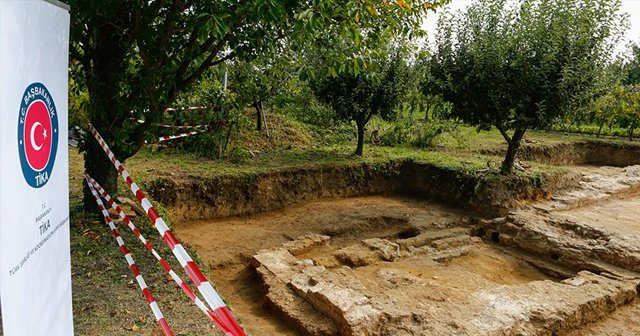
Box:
88, 124, 246, 336
131, 119, 205, 129
85, 178, 174, 336
165, 106, 208, 112
156, 124, 206, 130
86, 175, 233, 335
143, 128, 209, 144
158, 129, 208, 143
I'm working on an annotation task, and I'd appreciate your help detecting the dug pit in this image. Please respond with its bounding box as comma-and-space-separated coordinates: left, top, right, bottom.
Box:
174, 187, 640, 335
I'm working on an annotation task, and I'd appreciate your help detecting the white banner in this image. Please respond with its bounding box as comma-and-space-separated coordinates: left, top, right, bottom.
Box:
0, 1, 73, 335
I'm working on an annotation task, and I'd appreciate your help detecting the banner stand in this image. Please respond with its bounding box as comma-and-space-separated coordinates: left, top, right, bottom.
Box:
0, 1, 73, 335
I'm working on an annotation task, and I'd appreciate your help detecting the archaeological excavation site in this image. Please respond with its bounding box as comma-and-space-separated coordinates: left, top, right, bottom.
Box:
145, 141, 640, 335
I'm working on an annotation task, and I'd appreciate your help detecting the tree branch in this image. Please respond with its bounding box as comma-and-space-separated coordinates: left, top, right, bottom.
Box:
179, 51, 237, 92
495, 124, 512, 143
174, 28, 219, 80
156, 0, 186, 68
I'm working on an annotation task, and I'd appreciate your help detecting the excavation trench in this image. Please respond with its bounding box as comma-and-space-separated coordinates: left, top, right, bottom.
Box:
166, 142, 640, 335
174, 193, 640, 336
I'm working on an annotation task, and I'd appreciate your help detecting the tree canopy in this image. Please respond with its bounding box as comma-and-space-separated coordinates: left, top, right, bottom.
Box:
624, 43, 640, 86
426, 0, 626, 174
229, 52, 296, 132
312, 51, 409, 156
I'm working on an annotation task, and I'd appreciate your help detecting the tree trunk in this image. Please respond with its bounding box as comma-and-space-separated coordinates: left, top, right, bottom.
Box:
499, 127, 526, 175
501, 140, 519, 175
83, 135, 119, 212
255, 101, 263, 131
355, 121, 365, 156
597, 121, 604, 138
78, 8, 173, 213
424, 103, 431, 122
82, 17, 129, 212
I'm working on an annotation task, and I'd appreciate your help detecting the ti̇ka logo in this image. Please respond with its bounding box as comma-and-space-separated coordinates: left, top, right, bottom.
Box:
18, 83, 59, 188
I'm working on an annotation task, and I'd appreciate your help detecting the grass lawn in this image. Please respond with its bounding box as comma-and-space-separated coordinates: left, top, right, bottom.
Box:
125, 125, 599, 180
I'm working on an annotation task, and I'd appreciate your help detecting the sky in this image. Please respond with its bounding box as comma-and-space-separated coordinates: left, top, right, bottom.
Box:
423, 0, 640, 57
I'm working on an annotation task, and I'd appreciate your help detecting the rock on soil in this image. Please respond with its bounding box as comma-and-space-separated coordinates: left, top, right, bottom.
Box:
478, 166, 640, 275
252, 231, 638, 336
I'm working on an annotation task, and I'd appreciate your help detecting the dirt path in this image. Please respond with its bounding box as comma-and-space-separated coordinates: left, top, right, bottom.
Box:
174, 196, 471, 335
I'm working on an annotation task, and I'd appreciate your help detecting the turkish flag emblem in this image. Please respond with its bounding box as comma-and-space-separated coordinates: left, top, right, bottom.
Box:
23, 100, 53, 171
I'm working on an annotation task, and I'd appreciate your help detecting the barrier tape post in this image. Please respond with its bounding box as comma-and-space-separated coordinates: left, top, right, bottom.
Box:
86, 175, 233, 335
87, 123, 246, 336
85, 177, 174, 336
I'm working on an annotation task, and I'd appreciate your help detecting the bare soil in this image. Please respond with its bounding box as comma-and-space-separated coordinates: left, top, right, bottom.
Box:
175, 196, 470, 335
483, 140, 640, 167
568, 303, 640, 336
476, 164, 640, 335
